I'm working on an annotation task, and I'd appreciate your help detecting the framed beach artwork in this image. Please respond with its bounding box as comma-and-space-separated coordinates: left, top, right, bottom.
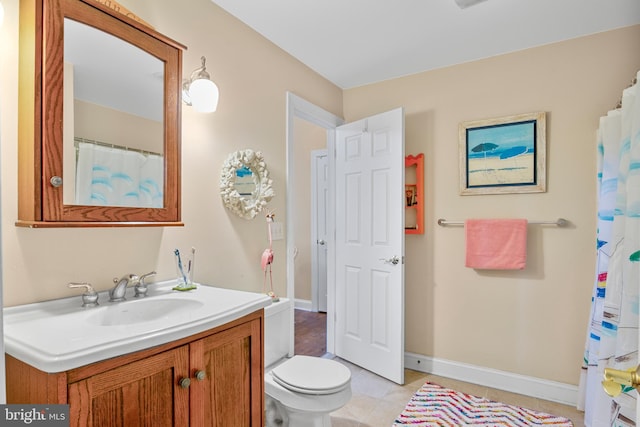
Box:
459, 111, 546, 195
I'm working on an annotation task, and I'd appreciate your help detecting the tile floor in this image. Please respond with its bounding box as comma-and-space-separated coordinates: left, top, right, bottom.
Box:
330, 358, 585, 427
293, 309, 585, 426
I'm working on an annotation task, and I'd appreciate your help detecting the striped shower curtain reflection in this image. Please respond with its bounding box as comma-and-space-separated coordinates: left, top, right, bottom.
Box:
75, 141, 164, 208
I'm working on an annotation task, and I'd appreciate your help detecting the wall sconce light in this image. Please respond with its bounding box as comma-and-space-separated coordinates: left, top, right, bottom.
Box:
182, 56, 219, 113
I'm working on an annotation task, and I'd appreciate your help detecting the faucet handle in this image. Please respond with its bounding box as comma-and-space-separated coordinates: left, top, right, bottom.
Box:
134, 271, 157, 298
140, 271, 156, 283
68, 282, 99, 308
113, 273, 139, 284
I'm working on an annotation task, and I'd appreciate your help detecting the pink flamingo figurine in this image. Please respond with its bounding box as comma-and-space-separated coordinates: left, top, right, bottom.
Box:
262, 210, 278, 301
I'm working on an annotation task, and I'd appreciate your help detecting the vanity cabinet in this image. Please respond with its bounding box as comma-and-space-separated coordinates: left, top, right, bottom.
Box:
68, 346, 190, 426
6, 311, 264, 426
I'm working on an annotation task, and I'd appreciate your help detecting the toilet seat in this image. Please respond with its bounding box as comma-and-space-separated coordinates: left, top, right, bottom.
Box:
270, 355, 351, 395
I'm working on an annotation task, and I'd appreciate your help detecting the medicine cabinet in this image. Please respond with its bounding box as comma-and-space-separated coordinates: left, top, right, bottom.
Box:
17, 0, 186, 227
405, 154, 424, 234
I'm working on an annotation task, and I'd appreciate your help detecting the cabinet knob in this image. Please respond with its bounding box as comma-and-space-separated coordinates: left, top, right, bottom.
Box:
179, 377, 191, 389
50, 176, 63, 187
195, 370, 206, 381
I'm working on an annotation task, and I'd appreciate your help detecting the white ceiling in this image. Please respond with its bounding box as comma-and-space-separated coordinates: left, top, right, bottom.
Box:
210, 0, 640, 89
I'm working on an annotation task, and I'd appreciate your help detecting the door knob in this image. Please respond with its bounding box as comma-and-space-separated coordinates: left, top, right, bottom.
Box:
602, 366, 640, 397
380, 256, 400, 265
317, 240, 326, 245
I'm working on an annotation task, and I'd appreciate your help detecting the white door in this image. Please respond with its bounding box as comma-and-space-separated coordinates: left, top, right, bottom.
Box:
311, 150, 328, 313
334, 108, 405, 384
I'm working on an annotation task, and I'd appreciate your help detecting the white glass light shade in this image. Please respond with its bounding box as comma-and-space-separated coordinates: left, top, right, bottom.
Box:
189, 78, 219, 113
454, 0, 488, 8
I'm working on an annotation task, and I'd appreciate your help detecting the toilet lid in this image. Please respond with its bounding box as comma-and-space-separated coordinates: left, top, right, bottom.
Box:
270, 355, 351, 395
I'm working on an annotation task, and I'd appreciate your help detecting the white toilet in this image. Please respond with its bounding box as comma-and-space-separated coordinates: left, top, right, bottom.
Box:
264, 298, 352, 427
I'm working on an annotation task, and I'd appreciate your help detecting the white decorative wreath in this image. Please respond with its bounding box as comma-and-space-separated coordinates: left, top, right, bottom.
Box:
220, 149, 275, 220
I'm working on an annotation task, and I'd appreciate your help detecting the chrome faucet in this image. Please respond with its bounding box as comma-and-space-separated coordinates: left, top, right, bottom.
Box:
109, 274, 139, 302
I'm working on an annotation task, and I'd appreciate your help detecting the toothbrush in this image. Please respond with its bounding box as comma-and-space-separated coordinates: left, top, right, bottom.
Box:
174, 249, 189, 285
189, 247, 196, 284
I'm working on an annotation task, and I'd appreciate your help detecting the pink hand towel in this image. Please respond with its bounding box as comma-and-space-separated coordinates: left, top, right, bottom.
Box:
465, 219, 528, 270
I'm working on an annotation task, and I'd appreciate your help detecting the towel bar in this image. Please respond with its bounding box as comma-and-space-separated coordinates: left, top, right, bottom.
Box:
437, 218, 568, 227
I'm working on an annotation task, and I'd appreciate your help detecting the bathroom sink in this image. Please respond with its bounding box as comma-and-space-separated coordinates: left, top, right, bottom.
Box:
87, 298, 205, 326
3, 281, 272, 373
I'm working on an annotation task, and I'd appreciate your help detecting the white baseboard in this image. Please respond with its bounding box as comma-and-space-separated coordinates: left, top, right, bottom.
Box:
294, 299, 312, 311
404, 352, 578, 407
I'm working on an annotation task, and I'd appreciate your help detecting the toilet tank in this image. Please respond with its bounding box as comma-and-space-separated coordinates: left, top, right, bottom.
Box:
264, 297, 292, 369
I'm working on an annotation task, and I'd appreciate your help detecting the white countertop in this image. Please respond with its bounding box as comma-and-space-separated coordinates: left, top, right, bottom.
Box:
3, 281, 272, 373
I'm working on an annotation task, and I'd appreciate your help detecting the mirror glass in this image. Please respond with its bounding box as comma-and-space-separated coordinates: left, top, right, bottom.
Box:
234, 166, 257, 197
220, 150, 275, 220
63, 18, 165, 208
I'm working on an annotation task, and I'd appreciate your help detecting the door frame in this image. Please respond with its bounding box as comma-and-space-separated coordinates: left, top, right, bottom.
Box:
286, 92, 344, 356
310, 149, 328, 313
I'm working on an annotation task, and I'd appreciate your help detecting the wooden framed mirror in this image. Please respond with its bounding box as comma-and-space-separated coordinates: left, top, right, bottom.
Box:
17, 0, 186, 227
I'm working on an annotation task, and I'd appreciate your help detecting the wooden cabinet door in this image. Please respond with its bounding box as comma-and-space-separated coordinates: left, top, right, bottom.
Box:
67, 346, 190, 427
190, 318, 264, 427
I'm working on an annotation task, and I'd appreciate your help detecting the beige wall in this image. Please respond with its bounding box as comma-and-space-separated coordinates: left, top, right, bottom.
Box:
1, 0, 639, 391
0, 0, 342, 306
74, 100, 163, 152
344, 25, 640, 385
292, 118, 326, 302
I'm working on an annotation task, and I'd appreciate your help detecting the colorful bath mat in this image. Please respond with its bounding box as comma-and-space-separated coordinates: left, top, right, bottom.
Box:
393, 382, 573, 426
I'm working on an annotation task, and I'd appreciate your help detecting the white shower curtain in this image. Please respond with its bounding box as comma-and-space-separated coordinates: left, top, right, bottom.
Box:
75, 142, 164, 208
580, 70, 640, 427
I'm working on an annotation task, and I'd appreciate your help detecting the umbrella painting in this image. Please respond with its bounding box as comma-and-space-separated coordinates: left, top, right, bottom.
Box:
460, 111, 546, 195
465, 120, 536, 188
